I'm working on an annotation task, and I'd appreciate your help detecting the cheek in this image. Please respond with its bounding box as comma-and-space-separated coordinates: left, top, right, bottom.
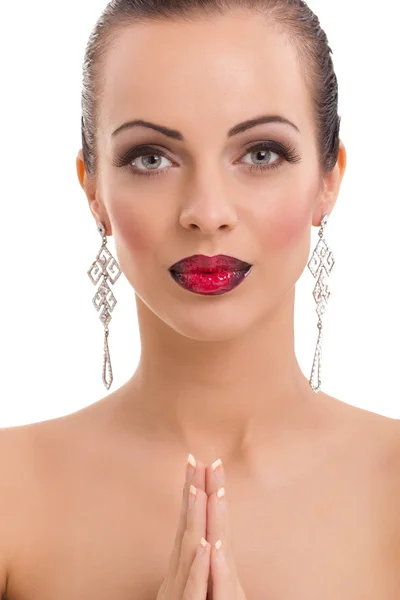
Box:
107, 191, 159, 259
102, 186, 170, 293
253, 179, 319, 290
264, 201, 311, 251
258, 180, 318, 252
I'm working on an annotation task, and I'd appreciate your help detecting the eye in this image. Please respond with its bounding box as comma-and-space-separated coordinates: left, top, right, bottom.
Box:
112, 144, 173, 179
240, 145, 281, 169
130, 152, 173, 173
236, 141, 301, 174
112, 141, 301, 179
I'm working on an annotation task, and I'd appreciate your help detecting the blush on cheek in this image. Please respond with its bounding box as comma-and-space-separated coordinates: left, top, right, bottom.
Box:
111, 211, 157, 290
109, 199, 155, 255
257, 192, 315, 292
263, 198, 312, 251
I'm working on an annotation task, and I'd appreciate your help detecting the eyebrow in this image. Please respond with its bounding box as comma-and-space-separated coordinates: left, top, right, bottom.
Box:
111, 114, 300, 140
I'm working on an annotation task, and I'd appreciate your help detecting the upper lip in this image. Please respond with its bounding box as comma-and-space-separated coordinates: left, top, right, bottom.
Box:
169, 254, 252, 274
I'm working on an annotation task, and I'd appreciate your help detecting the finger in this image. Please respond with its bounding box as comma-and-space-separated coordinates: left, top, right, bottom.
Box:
206, 467, 235, 574
182, 538, 211, 600
206, 485, 230, 599
206, 459, 232, 551
174, 483, 208, 596
205, 458, 225, 497
210, 540, 237, 600
166, 455, 206, 583
206, 485, 228, 549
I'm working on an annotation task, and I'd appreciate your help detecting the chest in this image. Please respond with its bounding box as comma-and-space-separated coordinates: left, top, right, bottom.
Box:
7, 463, 399, 600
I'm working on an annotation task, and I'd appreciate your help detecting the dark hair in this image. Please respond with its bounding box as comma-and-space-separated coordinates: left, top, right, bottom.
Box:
81, 0, 341, 178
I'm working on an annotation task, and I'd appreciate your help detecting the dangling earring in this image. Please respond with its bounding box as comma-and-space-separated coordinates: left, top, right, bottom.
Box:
307, 214, 335, 394
87, 221, 122, 390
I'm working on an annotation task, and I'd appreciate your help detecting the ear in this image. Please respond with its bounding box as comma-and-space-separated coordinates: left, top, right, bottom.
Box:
312, 140, 347, 227
76, 149, 111, 235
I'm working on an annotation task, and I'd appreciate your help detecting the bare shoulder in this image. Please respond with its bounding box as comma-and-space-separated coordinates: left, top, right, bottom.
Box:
367, 408, 400, 497
363, 409, 400, 570
325, 393, 400, 453
345, 399, 400, 468
0, 421, 49, 596
0, 403, 108, 597
329, 397, 400, 549
351, 403, 400, 469
0, 399, 112, 496
323, 393, 400, 486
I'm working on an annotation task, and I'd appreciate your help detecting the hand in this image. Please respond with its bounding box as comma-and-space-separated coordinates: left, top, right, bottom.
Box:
205, 458, 247, 600
156, 456, 212, 599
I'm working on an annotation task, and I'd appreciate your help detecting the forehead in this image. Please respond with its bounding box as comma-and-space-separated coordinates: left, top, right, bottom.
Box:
99, 12, 313, 142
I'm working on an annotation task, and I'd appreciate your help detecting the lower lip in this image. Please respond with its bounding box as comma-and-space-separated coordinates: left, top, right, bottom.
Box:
169, 267, 252, 295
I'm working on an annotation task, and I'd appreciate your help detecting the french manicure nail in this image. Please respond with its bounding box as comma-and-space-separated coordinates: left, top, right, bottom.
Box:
212, 458, 224, 486
188, 484, 197, 509
186, 453, 196, 482
215, 539, 226, 563
217, 486, 226, 509
196, 537, 208, 558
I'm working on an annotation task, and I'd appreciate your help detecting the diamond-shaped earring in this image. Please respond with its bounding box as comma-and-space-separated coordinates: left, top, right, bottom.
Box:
307, 214, 335, 393
87, 221, 122, 390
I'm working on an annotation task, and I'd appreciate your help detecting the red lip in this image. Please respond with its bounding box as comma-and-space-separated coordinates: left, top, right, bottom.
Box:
169, 254, 253, 296
169, 254, 252, 274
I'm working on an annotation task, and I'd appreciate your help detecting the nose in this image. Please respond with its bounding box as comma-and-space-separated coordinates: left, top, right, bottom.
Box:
179, 177, 238, 234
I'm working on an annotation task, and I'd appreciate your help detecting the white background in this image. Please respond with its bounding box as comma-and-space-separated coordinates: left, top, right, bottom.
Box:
0, 0, 399, 426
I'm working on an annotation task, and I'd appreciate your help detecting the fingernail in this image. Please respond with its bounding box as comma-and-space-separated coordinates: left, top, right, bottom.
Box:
217, 486, 226, 509
215, 539, 225, 563
188, 484, 197, 510
212, 458, 224, 486
196, 537, 208, 558
186, 453, 196, 482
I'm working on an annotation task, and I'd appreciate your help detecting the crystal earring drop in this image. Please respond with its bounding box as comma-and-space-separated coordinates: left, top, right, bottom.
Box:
87, 221, 122, 390
307, 214, 335, 393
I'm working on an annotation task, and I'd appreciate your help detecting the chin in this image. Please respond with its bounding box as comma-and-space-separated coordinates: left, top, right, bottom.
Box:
161, 301, 264, 342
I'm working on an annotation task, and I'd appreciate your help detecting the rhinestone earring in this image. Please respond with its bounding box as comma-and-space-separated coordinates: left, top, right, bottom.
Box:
307, 214, 335, 394
87, 221, 122, 390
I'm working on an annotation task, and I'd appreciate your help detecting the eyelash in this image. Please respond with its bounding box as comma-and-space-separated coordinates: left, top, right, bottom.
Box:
112, 141, 301, 179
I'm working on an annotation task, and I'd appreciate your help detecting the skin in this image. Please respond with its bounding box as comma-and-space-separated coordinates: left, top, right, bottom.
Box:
1, 8, 400, 600
78, 9, 348, 463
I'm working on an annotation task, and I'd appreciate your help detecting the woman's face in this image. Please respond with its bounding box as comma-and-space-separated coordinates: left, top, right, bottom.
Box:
82, 10, 344, 341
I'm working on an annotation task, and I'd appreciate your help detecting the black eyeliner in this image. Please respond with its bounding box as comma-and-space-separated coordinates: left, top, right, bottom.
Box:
112, 144, 167, 168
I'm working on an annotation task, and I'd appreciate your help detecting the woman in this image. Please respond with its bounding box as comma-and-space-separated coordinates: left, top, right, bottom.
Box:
1, 0, 399, 598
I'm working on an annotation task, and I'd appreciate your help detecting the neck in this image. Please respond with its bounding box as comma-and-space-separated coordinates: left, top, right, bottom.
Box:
119, 288, 331, 464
